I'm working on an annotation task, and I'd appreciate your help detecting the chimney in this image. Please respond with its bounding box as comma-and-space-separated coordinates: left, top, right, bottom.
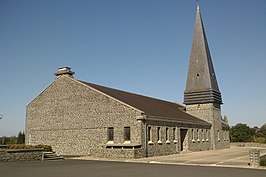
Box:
55, 67, 75, 79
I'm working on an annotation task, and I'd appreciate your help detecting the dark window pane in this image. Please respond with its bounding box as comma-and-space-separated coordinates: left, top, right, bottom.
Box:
148, 127, 151, 141
107, 127, 114, 141
124, 127, 130, 141
166, 128, 169, 140
173, 128, 176, 140
157, 127, 161, 141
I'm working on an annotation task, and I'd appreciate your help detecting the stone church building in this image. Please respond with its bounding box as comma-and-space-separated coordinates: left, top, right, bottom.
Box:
25, 6, 230, 158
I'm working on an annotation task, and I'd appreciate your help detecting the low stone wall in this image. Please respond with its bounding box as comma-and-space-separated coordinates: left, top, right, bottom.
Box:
90, 148, 145, 159
0, 149, 44, 162
230, 143, 266, 148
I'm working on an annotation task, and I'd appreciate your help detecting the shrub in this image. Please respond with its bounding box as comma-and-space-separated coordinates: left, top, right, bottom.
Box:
8, 144, 52, 151
256, 137, 266, 144
260, 158, 266, 166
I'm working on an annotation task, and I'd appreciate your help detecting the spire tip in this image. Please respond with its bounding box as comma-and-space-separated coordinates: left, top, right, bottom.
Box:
196, 0, 200, 10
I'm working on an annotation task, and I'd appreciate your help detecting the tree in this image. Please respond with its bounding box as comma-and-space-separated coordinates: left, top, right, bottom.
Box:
17, 131, 25, 144
256, 124, 266, 143
230, 123, 254, 142
222, 115, 228, 123
257, 124, 266, 138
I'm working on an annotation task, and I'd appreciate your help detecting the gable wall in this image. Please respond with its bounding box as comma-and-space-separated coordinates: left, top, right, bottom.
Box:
26, 76, 143, 155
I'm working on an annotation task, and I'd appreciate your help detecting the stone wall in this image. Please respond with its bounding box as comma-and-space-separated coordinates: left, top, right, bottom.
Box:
90, 148, 145, 159
230, 143, 266, 148
26, 75, 218, 158
26, 76, 143, 156
0, 149, 43, 162
145, 120, 212, 156
186, 103, 230, 150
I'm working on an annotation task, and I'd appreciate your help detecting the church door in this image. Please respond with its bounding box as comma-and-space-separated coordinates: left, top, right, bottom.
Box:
180, 129, 188, 151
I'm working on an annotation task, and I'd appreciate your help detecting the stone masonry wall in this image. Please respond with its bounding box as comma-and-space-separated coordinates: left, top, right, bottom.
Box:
186, 103, 230, 150
0, 149, 43, 162
26, 76, 143, 156
145, 120, 212, 156
90, 149, 145, 159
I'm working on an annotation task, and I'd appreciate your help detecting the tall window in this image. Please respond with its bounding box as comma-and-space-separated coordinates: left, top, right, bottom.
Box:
166, 128, 169, 141
124, 127, 130, 141
173, 128, 176, 140
148, 126, 152, 142
192, 129, 195, 141
206, 129, 209, 141
217, 130, 220, 141
107, 127, 114, 141
197, 129, 200, 141
157, 127, 161, 141
202, 129, 205, 141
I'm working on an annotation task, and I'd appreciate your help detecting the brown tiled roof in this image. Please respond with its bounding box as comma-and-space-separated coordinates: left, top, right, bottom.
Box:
79, 80, 210, 126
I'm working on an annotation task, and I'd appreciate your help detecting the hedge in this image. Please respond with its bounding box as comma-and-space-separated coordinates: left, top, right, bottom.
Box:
7, 144, 52, 152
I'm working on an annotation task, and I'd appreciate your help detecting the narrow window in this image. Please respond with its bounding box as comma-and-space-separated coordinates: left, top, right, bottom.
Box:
192, 129, 195, 142
166, 128, 169, 141
107, 127, 114, 141
206, 129, 209, 141
124, 127, 130, 141
173, 128, 176, 140
202, 129, 205, 141
157, 127, 161, 141
147, 126, 152, 142
217, 130, 220, 141
197, 129, 200, 142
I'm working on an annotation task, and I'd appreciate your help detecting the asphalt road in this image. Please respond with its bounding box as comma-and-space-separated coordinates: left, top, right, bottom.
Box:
1, 160, 265, 177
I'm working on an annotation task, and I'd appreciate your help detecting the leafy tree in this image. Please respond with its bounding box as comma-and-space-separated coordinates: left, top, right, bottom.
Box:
257, 124, 266, 138
0, 136, 17, 144
17, 131, 25, 144
230, 123, 254, 142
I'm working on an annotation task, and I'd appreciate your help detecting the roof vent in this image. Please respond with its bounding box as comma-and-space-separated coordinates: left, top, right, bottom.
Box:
55, 67, 75, 79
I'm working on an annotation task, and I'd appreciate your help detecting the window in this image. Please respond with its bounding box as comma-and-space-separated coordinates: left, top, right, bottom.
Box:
217, 130, 220, 141
173, 128, 177, 143
147, 126, 152, 142
166, 128, 169, 140
157, 127, 161, 141
124, 127, 130, 141
206, 129, 209, 141
197, 129, 200, 142
107, 127, 114, 141
173, 128, 176, 140
202, 129, 205, 141
166, 128, 170, 144
192, 129, 195, 142
157, 127, 162, 144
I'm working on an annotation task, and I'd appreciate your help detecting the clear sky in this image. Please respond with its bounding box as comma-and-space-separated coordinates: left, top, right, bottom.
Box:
0, 0, 265, 136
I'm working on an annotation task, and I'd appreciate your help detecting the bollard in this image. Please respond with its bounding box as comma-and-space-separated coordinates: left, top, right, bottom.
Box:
249, 149, 260, 167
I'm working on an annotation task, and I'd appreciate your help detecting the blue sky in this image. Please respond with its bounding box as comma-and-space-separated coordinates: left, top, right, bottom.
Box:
0, 0, 265, 136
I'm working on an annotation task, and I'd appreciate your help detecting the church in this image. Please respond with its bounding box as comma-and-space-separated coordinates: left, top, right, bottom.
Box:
25, 5, 230, 158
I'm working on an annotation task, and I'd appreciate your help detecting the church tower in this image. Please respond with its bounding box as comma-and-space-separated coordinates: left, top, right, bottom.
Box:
184, 5, 227, 150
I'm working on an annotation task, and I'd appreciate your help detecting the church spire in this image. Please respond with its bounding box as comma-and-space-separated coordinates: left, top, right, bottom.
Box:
184, 5, 222, 106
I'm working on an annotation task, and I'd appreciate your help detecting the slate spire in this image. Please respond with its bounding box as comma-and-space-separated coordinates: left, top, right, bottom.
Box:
184, 5, 222, 106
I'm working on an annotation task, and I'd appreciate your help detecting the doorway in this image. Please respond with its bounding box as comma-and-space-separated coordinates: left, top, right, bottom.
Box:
180, 129, 188, 151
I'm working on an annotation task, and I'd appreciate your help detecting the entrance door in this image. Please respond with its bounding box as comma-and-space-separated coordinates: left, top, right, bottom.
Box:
180, 129, 188, 151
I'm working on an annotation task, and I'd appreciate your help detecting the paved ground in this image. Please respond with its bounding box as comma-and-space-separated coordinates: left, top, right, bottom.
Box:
1, 159, 266, 177
77, 147, 266, 169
